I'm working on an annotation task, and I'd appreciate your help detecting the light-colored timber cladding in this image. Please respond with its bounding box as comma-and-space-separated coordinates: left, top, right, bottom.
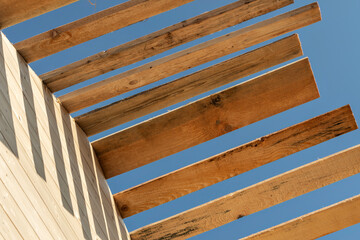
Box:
5, 0, 360, 240
43, 2, 320, 92
92, 58, 320, 179
115, 105, 358, 218
242, 194, 360, 240
14, 0, 196, 62
0, 32, 125, 239
0, 0, 77, 29
75, 34, 303, 136
130, 144, 360, 240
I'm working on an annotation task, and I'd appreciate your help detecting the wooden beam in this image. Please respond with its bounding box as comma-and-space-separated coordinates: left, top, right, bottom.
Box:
0, 0, 77, 29
92, 58, 320, 179
42, 2, 319, 92
242, 194, 360, 240
130, 144, 360, 240
75, 34, 303, 135
114, 105, 357, 218
14, 0, 196, 62
57, 3, 320, 110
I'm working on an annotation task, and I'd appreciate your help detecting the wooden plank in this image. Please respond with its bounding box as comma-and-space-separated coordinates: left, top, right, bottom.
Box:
75, 34, 303, 135
114, 105, 357, 218
0, 179, 41, 240
92, 58, 320, 178
61, 1, 299, 114
242, 194, 360, 240
0, 104, 88, 240
0, 231, 5, 240
130, 144, 360, 240
1, 32, 127, 239
4, 36, 126, 239
0, 41, 92, 239
8, 42, 127, 239
15, 0, 196, 62
0, 0, 77, 29
42, 2, 318, 92
1, 37, 90, 239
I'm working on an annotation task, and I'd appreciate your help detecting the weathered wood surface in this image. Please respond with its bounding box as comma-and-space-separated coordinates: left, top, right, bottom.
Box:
130, 144, 360, 240
59, 2, 300, 113
0, 32, 129, 239
0, 0, 77, 29
75, 34, 303, 135
43, 2, 318, 92
242, 194, 360, 240
115, 105, 357, 218
15, 0, 195, 62
92, 58, 320, 179
74, 34, 302, 135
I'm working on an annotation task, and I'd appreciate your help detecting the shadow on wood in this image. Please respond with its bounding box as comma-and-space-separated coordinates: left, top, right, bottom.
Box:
0, 34, 18, 158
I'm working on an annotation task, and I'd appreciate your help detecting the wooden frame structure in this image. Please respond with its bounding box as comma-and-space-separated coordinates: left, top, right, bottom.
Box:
1, 0, 359, 239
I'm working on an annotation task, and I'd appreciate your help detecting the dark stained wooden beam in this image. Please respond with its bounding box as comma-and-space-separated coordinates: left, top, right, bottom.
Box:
14, 0, 195, 62
75, 34, 303, 135
131, 144, 360, 240
92, 58, 320, 179
0, 0, 77, 29
114, 105, 358, 218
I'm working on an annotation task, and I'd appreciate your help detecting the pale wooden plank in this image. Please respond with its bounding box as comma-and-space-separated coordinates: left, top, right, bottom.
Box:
2, 45, 112, 239
115, 105, 357, 218
31, 62, 122, 240
0, 151, 58, 240
0, 41, 88, 239
0, 0, 77, 29
0, 201, 24, 240
242, 194, 360, 240
20, 35, 121, 212
130, 144, 360, 240
1, 33, 124, 239
0, 179, 41, 240
0, 48, 91, 240
15, 0, 196, 62
75, 34, 303, 135
42, 2, 318, 92
2, 32, 128, 239
0, 89, 76, 240
93, 58, 320, 178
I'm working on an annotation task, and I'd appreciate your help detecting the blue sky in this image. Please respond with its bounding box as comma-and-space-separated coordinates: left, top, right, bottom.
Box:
3, 0, 360, 239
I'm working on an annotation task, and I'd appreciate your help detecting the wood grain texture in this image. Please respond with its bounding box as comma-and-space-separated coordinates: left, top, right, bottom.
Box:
0, 204, 23, 240
92, 58, 320, 178
14, 0, 195, 62
58, 19, 301, 113
131, 144, 360, 240
42, 1, 317, 92
0, 32, 129, 239
75, 34, 303, 135
1, 33, 85, 240
115, 105, 357, 218
242, 194, 360, 240
0, 0, 77, 29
